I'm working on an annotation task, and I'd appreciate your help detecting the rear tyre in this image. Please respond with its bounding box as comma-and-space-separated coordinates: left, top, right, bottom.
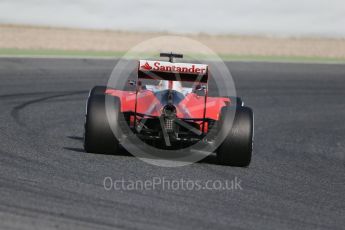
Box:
84, 86, 121, 154
228, 96, 243, 106
216, 106, 254, 167
89, 85, 107, 96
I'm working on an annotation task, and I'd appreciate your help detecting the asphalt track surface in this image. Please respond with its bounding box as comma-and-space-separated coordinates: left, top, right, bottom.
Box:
0, 58, 344, 230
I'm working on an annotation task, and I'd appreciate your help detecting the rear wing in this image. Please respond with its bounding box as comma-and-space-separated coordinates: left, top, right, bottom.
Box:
138, 60, 209, 83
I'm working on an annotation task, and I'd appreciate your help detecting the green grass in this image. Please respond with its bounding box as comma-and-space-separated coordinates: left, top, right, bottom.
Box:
1, 48, 345, 63
218, 54, 345, 63
0, 48, 126, 58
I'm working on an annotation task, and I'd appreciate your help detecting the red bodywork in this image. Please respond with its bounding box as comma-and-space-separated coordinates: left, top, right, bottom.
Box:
105, 59, 233, 135
105, 89, 230, 121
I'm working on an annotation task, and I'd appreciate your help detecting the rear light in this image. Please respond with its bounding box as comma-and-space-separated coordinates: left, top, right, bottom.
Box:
164, 118, 174, 132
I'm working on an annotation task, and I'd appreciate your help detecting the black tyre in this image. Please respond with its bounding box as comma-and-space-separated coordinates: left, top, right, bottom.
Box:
84, 86, 121, 154
228, 96, 244, 107
216, 106, 254, 167
89, 86, 107, 96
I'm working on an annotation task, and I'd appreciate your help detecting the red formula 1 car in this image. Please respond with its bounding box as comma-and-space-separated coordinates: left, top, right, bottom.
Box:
84, 53, 254, 166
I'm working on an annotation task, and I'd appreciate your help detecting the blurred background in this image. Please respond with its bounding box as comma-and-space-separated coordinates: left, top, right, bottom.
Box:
0, 0, 344, 61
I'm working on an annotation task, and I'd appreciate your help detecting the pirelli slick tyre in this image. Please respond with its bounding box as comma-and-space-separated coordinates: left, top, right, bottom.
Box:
90, 85, 107, 96
228, 96, 244, 107
84, 86, 121, 154
216, 106, 254, 167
